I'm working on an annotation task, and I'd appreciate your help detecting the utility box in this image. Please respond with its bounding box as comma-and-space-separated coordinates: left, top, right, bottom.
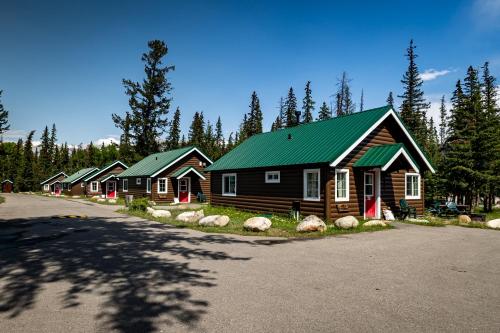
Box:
125, 195, 134, 207
292, 201, 301, 220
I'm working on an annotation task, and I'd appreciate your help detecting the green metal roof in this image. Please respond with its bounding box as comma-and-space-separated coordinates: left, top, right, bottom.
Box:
206, 106, 393, 171
40, 171, 67, 185
62, 167, 98, 184
117, 146, 197, 177
170, 166, 193, 178
353, 143, 419, 170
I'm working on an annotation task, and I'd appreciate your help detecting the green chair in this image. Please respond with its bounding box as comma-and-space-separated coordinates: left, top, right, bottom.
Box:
399, 199, 417, 220
196, 192, 206, 203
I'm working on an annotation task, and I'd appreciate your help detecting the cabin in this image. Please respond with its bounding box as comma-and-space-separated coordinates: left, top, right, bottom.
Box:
117, 146, 212, 203
61, 167, 98, 196
83, 161, 128, 198
205, 106, 435, 220
40, 171, 67, 195
1, 180, 13, 193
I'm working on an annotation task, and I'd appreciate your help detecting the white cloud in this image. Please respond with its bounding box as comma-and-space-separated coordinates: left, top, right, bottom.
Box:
95, 137, 120, 146
420, 69, 451, 81
427, 94, 452, 128
472, 0, 500, 28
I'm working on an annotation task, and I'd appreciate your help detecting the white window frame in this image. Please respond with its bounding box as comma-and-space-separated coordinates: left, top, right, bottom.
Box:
136, 178, 142, 185
157, 178, 168, 194
222, 173, 237, 197
44, 184, 49, 191
91, 181, 99, 192
122, 179, 128, 192
146, 178, 151, 193
265, 171, 280, 183
81, 182, 84, 187
334, 169, 350, 202
405, 173, 421, 199
303, 168, 320, 201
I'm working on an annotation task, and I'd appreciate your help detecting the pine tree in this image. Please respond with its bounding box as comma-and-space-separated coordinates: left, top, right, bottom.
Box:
439, 96, 447, 145
386, 91, 394, 108
168, 107, 181, 149
271, 97, 285, 131
335, 72, 355, 116
38, 126, 52, 180
302, 81, 315, 123
239, 114, 249, 142
359, 89, 364, 112
20, 131, 36, 191
49, 124, 57, 165
112, 40, 174, 158
180, 135, 186, 147
398, 40, 430, 147
188, 111, 205, 147
246, 91, 263, 136
226, 132, 234, 151
317, 101, 332, 120
285, 87, 298, 127
214, 116, 224, 159
118, 112, 135, 164
0, 90, 9, 135
86, 142, 97, 167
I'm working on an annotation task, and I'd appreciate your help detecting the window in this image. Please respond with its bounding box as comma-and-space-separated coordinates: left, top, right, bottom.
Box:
146, 178, 151, 193
364, 173, 374, 196
123, 179, 128, 192
136, 178, 142, 185
335, 169, 349, 202
265, 171, 280, 183
81, 182, 84, 187
44, 184, 49, 191
405, 173, 420, 199
222, 173, 237, 196
91, 181, 99, 192
303, 169, 320, 201
158, 178, 167, 193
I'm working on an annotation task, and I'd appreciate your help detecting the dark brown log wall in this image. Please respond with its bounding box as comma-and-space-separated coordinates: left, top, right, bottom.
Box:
42, 174, 66, 192
85, 165, 126, 196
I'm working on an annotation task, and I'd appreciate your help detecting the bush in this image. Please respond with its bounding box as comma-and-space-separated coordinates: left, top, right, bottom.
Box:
128, 198, 149, 212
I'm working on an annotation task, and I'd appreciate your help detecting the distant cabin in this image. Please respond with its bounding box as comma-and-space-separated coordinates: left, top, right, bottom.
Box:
116, 146, 212, 204
1, 180, 13, 193
40, 171, 67, 195
62, 167, 98, 196
83, 161, 128, 199
206, 106, 435, 220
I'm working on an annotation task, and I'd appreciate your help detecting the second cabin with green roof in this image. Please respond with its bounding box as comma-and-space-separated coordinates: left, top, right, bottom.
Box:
116, 146, 213, 204
205, 105, 434, 220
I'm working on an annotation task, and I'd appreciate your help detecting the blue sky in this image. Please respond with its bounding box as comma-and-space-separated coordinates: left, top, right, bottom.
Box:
1, 0, 499, 146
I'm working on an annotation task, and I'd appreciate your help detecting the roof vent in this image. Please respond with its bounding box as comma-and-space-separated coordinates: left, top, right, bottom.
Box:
155, 157, 158, 160
288, 133, 292, 140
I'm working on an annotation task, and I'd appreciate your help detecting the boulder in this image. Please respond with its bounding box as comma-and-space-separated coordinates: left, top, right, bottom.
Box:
363, 220, 387, 227
97, 198, 106, 202
152, 209, 172, 218
486, 219, 500, 229
146, 207, 155, 214
243, 217, 272, 232
458, 215, 471, 224
199, 215, 230, 227
176, 210, 204, 223
296, 215, 327, 232
72, 195, 80, 198
107, 199, 117, 204
334, 216, 359, 229
407, 218, 429, 224
148, 201, 157, 206
92, 195, 100, 199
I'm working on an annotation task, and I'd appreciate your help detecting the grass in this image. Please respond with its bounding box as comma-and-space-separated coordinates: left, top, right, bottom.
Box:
0, 195, 4, 204
87, 197, 125, 206
118, 205, 391, 238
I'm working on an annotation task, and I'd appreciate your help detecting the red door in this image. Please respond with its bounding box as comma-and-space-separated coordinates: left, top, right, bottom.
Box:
107, 181, 116, 198
365, 173, 376, 218
54, 183, 61, 196
179, 178, 189, 203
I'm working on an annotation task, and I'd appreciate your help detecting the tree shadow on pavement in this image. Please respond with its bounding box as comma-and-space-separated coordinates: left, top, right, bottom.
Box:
0, 216, 286, 332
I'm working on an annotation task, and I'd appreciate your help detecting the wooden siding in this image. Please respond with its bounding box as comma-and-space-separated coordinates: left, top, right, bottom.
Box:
63, 181, 85, 196
85, 165, 126, 197
118, 151, 211, 203
210, 165, 327, 218
42, 174, 65, 192
2, 182, 13, 193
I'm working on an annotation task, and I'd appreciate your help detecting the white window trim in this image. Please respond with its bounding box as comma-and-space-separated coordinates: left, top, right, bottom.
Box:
146, 178, 151, 193
265, 171, 280, 183
334, 168, 350, 202
122, 179, 128, 192
44, 184, 49, 191
405, 173, 421, 200
222, 173, 237, 197
157, 178, 168, 194
136, 178, 142, 185
81, 182, 84, 187
303, 168, 321, 201
91, 181, 99, 192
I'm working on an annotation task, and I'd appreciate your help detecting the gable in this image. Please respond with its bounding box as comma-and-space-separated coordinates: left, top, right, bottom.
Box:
84, 161, 128, 182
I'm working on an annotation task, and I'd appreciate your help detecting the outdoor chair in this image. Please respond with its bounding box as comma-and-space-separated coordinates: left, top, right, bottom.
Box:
443, 201, 469, 217
428, 201, 443, 216
399, 199, 417, 220
197, 192, 206, 203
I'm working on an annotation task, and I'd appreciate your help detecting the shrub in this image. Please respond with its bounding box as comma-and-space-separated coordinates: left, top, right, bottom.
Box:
128, 198, 149, 212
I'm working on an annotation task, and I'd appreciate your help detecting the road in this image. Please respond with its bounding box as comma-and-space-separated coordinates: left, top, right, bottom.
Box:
0, 193, 499, 332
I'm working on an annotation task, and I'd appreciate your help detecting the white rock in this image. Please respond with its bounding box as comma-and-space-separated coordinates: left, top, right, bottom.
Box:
486, 219, 500, 229
176, 210, 204, 223
72, 195, 80, 198
92, 195, 100, 199
243, 217, 272, 232
97, 198, 106, 202
199, 215, 230, 227
406, 218, 429, 223
146, 207, 155, 214
148, 201, 157, 206
296, 215, 327, 232
363, 220, 387, 227
107, 199, 117, 204
458, 215, 471, 224
334, 216, 359, 229
152, 209, 172, 218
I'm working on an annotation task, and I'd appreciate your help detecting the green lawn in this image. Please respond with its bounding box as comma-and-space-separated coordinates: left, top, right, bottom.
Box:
0, 195, 4, 204
398, 208, 500, 229
118, 205, 391, 238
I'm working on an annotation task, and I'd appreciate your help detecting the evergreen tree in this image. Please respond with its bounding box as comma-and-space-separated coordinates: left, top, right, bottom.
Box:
271, 97, 285, 131
188, 111, 205, 147
335, 72, 355, 116
38, 126, 52, 180
317, 101, 332, 120
49, 124, 57, 165
226, 132, 234, 151
180, 135, 186, 147
118, 113, 135, 164
359, 89, 364, 112
302, 81, 315, 123
246, 91, 263, 136
398, 40, 430, 147
168, 107, 181, 149
0, 90, 9, 135
285, 87, 298, 127
214, 116, 224, 159
386, 91, 394, 108
112, 40, 174, 158
20, 131, 36, 191
439, 96, 447, 145
238, 114, 249, 142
